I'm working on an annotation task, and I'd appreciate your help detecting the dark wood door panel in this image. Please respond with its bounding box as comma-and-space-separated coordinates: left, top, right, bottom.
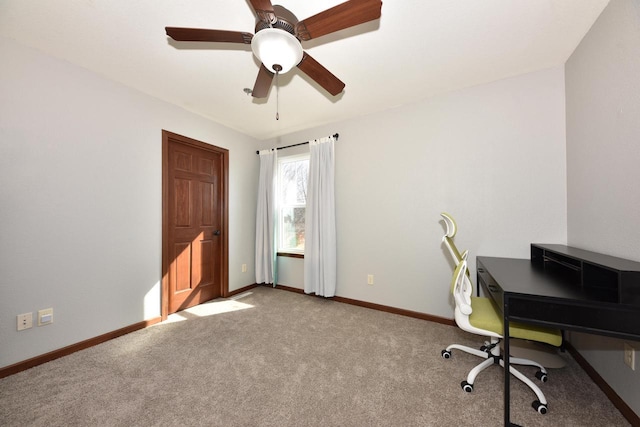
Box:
162, 131, 229, 317
172, 242, 192, 293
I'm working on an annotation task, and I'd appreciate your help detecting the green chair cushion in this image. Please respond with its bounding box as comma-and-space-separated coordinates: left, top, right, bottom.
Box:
469, 296, 563, 347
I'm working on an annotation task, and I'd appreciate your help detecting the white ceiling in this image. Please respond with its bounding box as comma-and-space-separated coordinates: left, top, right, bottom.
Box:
0, 0, 609, 140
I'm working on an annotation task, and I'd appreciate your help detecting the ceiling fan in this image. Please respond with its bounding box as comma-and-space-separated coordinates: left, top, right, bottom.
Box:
165, 0, 382, 98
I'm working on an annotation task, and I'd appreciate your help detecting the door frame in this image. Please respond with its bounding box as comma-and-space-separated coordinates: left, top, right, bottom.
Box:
161, 130, 229, 320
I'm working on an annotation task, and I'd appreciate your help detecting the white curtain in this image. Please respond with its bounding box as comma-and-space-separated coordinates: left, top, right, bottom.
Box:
304, 136, 337, 297
255, 149, 277, 285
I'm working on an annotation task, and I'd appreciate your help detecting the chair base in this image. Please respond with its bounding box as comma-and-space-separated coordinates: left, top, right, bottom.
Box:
442, 338, 549, 414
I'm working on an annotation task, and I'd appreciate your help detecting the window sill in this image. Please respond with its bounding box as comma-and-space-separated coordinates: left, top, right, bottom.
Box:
277, 252, 304, 259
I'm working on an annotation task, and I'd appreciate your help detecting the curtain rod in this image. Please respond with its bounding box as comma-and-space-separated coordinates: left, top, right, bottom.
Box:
256, 133, 339, 154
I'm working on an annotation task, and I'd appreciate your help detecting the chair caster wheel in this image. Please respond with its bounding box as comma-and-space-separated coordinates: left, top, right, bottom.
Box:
441, 350, 452, 359
535, 370, 548, 383
461, 380, 473, 392
532, 400, 548, 414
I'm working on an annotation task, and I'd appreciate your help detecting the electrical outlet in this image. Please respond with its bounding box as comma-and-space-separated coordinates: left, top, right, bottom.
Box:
367, 274, 374, 285
242, 264, 247, 273
624, 343, 636, 370
38, 308, 53, 326
17, 313, 33, 331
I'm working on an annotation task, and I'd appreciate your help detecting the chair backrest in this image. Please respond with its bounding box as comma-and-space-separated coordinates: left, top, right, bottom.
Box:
450, 254, 502, 339
451, 253, 473, 317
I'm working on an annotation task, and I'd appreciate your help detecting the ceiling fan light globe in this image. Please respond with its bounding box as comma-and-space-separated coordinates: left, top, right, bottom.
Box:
251, 28, 303, 74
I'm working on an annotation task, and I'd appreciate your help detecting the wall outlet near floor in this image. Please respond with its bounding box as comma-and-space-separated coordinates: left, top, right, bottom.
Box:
624, 343, 636, 370
38, 308, 54, 326
17, 312, 33, 331
242, 264, 247, 273
367, 274, 374, 285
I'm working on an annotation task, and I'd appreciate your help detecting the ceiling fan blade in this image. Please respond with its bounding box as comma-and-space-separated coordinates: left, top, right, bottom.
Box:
248, 0, 277, 24
252, 64, 275, 98
295, 0, 382, 41
165, 27, 252, 44
297, 52, 345, 96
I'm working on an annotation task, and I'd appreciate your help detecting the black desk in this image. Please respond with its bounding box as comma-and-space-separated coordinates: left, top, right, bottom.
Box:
477, 255, 640, 426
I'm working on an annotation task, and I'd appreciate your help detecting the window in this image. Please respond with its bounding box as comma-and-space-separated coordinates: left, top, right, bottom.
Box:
278, 154, 309, 253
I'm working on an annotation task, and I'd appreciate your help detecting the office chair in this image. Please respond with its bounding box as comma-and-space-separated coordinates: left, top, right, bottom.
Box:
441, 211, 566, 359
441, 254, 563, 414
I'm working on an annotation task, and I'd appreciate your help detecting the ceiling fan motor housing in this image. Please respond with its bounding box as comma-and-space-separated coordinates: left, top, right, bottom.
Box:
254, 5, 299, 35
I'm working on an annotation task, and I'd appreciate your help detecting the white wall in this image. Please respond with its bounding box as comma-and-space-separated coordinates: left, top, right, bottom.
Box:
565, 0, 640, 415
264, 66, 568, 318
0, 37, 259, 368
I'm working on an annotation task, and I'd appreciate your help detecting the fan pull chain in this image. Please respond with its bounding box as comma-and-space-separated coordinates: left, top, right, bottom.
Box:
275, 68, 280, 120
272, 64, 282, 121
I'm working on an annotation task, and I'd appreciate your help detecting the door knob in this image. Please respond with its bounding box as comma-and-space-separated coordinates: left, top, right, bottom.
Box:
213, 230, 221, 236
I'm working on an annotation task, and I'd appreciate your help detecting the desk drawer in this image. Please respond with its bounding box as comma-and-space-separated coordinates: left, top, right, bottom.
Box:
477, 261, 503, 307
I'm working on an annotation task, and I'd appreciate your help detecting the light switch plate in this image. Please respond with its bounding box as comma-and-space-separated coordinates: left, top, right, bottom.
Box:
38, 308, 54, 326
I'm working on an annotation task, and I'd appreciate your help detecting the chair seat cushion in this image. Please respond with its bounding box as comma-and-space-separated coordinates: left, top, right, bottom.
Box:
469, 296, 563, 347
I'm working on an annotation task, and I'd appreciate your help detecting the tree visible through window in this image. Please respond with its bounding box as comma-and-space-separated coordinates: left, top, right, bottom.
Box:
278, 155, 309, 252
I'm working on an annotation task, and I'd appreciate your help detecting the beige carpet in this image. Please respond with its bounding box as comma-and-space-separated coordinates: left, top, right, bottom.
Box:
0, 286, 630, 426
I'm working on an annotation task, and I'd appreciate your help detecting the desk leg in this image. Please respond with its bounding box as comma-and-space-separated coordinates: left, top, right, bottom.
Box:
504, 297, 517, 426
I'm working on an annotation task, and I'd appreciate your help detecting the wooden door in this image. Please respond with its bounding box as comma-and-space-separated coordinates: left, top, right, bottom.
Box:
162, 131, 229, 317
